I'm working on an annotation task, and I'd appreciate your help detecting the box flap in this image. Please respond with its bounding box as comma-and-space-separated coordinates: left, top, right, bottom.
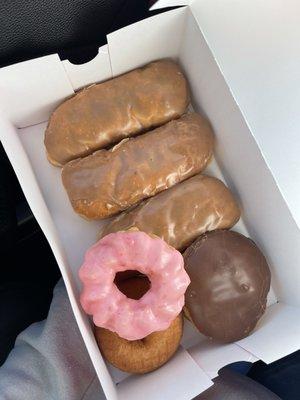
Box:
237, 302, 300, 364
189, 342, 258, 379
189, 0, 300, 230
62, 45, 112, 91
117, 347, 213, 400
107, 7, 187, 76
0, 55, 74, 128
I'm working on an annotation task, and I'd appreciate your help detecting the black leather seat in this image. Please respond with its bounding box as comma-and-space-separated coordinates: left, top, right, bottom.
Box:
0, 0, 149, 67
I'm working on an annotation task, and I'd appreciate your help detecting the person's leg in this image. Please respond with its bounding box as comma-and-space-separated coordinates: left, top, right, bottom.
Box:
224, 361, 252, 375
0, 279, 104, 400
248, 351, 300, 400
195, 367, 281, 400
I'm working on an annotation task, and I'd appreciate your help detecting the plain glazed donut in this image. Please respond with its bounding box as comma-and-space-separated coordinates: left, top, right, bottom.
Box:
79, 230, 190, 340
95, 276, 183, 374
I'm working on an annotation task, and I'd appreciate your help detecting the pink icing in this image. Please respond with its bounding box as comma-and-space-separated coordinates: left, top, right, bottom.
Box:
79, 231, 190, 340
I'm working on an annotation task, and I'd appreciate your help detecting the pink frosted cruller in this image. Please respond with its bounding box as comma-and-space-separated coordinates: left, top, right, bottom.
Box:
79, 231, 190, 340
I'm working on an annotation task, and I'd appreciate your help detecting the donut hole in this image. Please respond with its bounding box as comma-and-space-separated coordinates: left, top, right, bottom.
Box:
114, 270, 151, 300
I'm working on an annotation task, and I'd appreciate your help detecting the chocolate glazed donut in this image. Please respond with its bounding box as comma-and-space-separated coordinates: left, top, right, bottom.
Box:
184, 230, 271, 343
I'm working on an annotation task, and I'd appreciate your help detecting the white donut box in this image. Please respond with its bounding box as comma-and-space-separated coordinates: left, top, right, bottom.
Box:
1, 1, 300, 398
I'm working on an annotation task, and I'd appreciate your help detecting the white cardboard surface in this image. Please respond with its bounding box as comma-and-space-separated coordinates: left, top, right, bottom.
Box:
107, 7, 187, 76
181, 316, 259, 380
189, 342, 258, 380
237, 302, 300, 364
62, 45, 112, 91
1, 5, 300, 399
117, 348, 213, 400
0, 55, 74, 128
189, 0, 300, 229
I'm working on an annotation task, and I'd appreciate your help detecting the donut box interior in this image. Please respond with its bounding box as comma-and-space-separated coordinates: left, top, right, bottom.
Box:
1, 1, 300, 399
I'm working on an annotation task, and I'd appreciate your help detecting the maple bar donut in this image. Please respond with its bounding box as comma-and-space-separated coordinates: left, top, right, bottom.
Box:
79, 230, 190, 340
95, 276, 183, 374
45, 59, 189, 166
62, 113, 214, 219
100, 174, 240, 250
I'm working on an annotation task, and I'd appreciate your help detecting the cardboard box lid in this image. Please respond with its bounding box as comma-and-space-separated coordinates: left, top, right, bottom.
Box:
0, 54, 74, 127
197, 0, 300, 230
153, 0, 300, 229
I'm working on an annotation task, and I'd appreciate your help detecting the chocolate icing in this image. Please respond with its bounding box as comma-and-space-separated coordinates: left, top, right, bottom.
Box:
184, 230, 271, 343
100, 175, 240, 250
45, 60, 189, 166
62, 113, 214, 220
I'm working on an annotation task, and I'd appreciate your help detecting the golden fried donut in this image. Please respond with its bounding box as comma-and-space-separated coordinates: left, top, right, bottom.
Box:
94, 276, 183, 374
